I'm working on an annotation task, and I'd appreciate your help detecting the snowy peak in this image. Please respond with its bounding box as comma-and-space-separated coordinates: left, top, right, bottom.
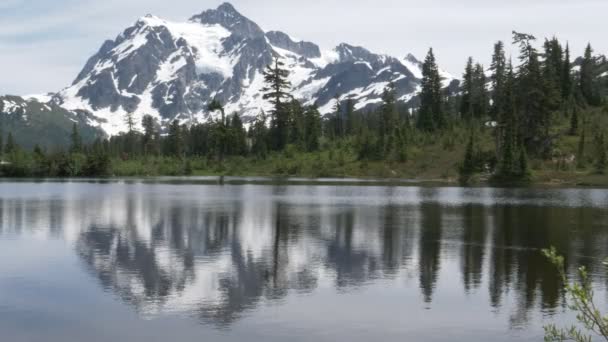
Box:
335, 43, 381, 64
46, 2, 444, 136
190, 2, 265, 40
266, 31, 321, 59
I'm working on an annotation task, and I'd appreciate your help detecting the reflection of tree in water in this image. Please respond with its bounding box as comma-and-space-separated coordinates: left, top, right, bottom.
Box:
460, 204, 486, 292
418, 202, 442, 303
488, 203, 608, 328
4, 186, 607, 329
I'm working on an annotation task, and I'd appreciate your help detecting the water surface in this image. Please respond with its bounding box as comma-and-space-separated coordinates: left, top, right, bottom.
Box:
1, 180, 607, 341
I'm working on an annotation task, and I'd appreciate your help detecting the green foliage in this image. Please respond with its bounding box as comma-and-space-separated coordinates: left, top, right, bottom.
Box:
417, 48, 445, 132
593, 131, 607, 174
459, 132, 476, 183
263, 57, 292, 150
580, 44, 602, 106
577, 128, 586, 169
542, 247, 608, 342
3, 32, 608, 185
70, 123, 83, 153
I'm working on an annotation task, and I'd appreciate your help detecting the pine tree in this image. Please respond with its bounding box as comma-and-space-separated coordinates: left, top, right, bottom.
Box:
208, 100, 228, 161
228, 113, 247, 156
124, 112, 136, 133
542, 38, 562, 111
391, 125, 408, 162
288, 99, 306, 148
380, 83, 398, 136
70, 123, 83, 154
250, 111, 269, 159
490, 41, 507, 120
4, 132, 16, 154
0, 130, 3, 158
417, 48, 444, 132
460, 57, 475, 121
304, 105, 322, 152
330, 94, 345, 139
472, 63, 488, 119
569, 106, 578, 135
460, 132, 476, 182
498, 61, 518, 178
166, 120, 183, 158
580, 43, 600, 106
262, 57, 292, 150
344, 98, 356, 135
513, 31, 551, 155
518, 143, 529, 177
142, 115, 159, 155
561, 43, 572, 100
380, 83, 398, 155
577, 127, 586, 169
594, 131, 606, 174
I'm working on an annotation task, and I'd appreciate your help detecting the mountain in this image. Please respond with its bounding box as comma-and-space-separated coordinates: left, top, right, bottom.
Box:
0, 95, 105, 149
31, 2, 455, 137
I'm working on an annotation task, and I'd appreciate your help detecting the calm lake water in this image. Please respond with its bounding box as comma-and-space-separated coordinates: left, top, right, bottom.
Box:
1, 180, 607, 341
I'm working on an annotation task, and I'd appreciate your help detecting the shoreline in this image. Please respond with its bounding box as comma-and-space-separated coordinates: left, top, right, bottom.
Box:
1, 173, 607, 189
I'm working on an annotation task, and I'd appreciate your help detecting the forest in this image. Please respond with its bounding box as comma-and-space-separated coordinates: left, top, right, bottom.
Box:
1, 31, 607, 185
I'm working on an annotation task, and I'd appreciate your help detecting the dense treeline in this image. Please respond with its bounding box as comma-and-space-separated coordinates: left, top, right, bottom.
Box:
1, 31, 607, 182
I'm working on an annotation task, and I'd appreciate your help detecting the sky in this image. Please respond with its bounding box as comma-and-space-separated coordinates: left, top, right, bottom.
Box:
1, 0, 607, 95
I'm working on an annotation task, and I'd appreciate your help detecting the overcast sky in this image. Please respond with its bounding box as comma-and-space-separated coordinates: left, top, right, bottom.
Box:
1, 0, 607, 95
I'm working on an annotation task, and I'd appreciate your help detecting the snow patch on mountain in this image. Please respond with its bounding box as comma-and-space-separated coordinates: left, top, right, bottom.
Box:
47, 3, 456, 136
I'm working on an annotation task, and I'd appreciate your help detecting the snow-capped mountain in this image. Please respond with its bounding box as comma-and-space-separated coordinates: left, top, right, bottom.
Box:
49, 2, 453, 135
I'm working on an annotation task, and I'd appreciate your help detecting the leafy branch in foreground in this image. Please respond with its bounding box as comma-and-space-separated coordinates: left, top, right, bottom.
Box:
542, 247, 608, 342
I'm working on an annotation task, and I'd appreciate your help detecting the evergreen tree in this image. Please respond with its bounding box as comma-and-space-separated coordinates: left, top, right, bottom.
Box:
5, 132, 16, 154
391, 125, 408, 162
250, 111, 269, 158
70, 123, 83, 154
417, 48, 444, 132
0, 130, 4, 158
580, 43, 600, 106
304, 105, 322, 152
122, 112, 138, 156
380, 83, 398, 135
124, 112, 136, 133
513, 31, 551, 155
288, 99, 306, 148
208, 100, 228, 161
460, 57, 475, 121
166, 120, 183, 158
142, 115, 159, 156
594, 131, 606, 174
569, 106, 578, 135
471, 63, 489, 119
228, 113, 247, 156
262, 57, 292, 150
330, 94, 345, 140
518, 143, 529, 177
490, 41, 507, 120
344, 98, 356, 135
460, 132, 476, 182
542, 38, 562, 111
577, 127, 586, 169
561, 43, 572, 100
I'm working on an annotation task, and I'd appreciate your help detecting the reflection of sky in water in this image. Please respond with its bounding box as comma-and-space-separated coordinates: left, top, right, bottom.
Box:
0, 181, 607, 342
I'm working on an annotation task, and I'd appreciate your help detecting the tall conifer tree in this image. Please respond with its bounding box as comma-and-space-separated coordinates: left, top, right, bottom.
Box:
417, 48, 444, 132
262, 57, 292, 150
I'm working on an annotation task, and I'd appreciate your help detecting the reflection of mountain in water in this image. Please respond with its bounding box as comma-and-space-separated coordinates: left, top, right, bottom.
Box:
1, 184, 608, 328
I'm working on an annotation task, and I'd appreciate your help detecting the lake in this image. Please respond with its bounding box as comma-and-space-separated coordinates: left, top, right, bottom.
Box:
0, 180, 607, 341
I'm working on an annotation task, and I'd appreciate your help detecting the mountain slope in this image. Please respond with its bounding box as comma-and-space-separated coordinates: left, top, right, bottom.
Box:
43, 2, 454, 136
1, 95, 105, 149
